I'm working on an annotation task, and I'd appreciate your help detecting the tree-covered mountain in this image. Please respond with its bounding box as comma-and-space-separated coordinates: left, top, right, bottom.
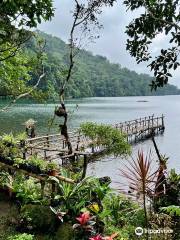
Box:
28, 31, 180, 98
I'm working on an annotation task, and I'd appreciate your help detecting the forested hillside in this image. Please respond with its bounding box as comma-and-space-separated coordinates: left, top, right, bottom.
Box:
28, 31, 180, 98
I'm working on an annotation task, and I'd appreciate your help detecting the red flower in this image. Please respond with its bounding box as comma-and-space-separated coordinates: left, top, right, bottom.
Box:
89, 235, 103, 240
76, 211, 91, 225
103, 233, 119, 240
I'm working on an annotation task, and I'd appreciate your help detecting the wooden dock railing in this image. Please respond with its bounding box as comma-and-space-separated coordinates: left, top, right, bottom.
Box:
114, 114, 165, 142
21, 114, 165, 162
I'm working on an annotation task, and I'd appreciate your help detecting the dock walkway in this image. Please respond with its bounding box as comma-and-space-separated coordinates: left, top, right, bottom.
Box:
22, 114, 165, 163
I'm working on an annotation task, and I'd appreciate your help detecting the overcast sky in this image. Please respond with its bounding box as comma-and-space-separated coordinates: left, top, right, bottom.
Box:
39, 0, 180, 87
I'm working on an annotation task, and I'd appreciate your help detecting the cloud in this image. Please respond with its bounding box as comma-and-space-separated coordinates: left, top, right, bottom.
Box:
38, 0, 180, 87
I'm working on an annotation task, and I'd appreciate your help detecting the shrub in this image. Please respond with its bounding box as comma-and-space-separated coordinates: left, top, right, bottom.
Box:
80, 122, 131, 156
55, 223, 74, 240
20, 204, 56, 233
7, 233, 34, 240
28, 156, 47, 171
12, 175, 41, 204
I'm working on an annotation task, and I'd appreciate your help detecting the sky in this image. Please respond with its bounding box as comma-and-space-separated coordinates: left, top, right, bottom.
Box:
39, 0, 180, 87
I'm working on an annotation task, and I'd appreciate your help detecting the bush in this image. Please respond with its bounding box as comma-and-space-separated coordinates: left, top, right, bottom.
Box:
8, 233, 34, 240
20, 204, 56, 233
12, 175, 41, 204
55, 223, 74, 240
80, 122, 131, 156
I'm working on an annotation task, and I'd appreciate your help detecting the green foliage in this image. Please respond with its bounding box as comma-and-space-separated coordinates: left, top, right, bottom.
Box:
0, 170, 12, 189
124, 0, 180, 89
28, 155, 47, 171
0, 0, 54, 56
161, 205, 180, 217
102, 193, 145, 227
154, 168, 180, 210
7, 233, 34, 240
20, 204, 56, 232
101, 193, 145, 240
13, 157, 26, 167
46, 162, 59, 171
0, 133, 21, 158
22, 31, 180, 99
51, 169, 111, 217
80, 122, 131, 156
55, 223, 74, 240
0, 41, 48, 102
52, 170, 93, 214
16, 132, 27, 142
12, 174, 41, 204
2, 133, 17, 146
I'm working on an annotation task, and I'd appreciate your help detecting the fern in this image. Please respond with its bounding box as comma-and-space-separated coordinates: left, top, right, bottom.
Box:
160, 205, 180, 216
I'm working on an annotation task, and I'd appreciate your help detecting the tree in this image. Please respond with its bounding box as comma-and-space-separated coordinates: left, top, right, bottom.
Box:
0, 0, 54, 111
124, 0, 180, 90
0, 37, 46, 112
54, 0, 118, 154
0, 0, 54, 61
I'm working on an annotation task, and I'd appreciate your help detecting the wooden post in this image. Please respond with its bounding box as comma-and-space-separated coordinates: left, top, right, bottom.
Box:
30, 140, 33, 155
40, 180, 45, 198
76, 133, 80, 151
152, 133, 162, 163
148, 116, 151, 135
152, 115, 154, 128
44, 149, 47, 159
162, 114, 165, 130
81, 155, 88, 180
21, 140, 26, 160
46, 135, 49, 148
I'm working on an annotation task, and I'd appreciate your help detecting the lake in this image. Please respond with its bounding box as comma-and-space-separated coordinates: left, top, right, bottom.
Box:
0, 95, 180, 187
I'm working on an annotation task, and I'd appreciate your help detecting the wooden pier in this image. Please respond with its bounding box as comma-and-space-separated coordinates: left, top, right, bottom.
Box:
21, 114, 165, 163
114, 114, 165, 143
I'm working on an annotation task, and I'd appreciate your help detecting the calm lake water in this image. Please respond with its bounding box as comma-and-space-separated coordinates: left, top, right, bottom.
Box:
0, 95, 180, 187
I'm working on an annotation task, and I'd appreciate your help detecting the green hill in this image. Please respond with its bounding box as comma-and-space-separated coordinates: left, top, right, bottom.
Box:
28, 31, 180, 98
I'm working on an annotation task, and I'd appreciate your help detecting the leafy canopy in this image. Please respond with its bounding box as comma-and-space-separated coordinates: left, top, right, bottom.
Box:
0, 0, 54, 43
124, 0, 180, 90
80, 122, 131, 156
0, 40, 47, 102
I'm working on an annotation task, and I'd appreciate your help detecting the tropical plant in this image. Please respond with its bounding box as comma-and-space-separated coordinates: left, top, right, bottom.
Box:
12, 174, 41, 204
13, 157, 26, 168
80, 122, 131, 156
47, 162, 59, 171
2, 133, 17, 146
28, 155, 47, 171
50, 206, 66, 222
73, 211, 95, 229
16, 132, 27, 142
50, 169, 112, 219
0, 170, 12, 189
154, 168, 180, 211
20, 204, 56, 232
51, 171, 93, 216
160, 205, 180, 217
119, 151, 159, 234
102, 193, 144, 228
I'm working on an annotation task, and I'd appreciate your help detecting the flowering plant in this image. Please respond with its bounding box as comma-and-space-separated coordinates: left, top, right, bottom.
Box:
73, 211, 96, 232
90, 233, 118, 240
